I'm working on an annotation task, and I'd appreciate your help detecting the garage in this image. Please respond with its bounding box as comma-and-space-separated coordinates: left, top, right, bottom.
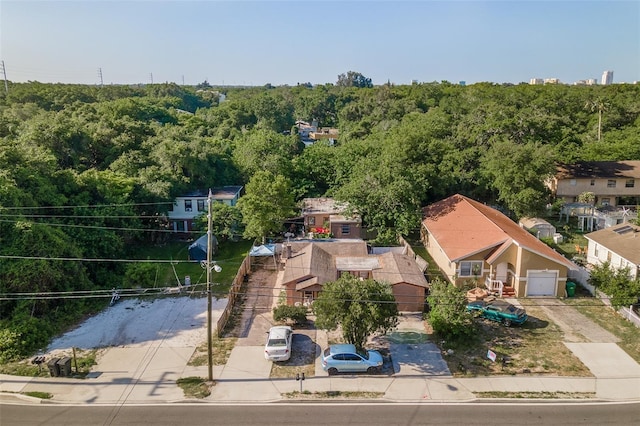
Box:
526, 271, 558, 296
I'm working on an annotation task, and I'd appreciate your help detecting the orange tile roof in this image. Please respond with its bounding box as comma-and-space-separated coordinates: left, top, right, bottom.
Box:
422, 194, 576, 269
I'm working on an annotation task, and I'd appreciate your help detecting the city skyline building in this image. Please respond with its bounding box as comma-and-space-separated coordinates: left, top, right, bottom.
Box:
601, 70, 614, 85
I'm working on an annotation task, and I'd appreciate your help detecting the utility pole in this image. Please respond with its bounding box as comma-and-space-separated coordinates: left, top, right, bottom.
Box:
1, 61, 8, 94
98, 68, 104, 88
149, 73, 154, 84
206, 190, 213, 381
181, 75, 185, 86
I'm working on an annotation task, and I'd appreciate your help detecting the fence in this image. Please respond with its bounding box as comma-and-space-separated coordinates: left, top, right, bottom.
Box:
398, 235, 429, 272
568, 267, 595, 295
215, 254, 251, 336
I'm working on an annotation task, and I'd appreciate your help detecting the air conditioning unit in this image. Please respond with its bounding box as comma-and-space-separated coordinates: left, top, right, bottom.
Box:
185, 208, 192, 212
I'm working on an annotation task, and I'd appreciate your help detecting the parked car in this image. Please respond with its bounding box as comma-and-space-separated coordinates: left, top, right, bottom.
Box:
466, 300, 528, 326
321, 344, 383, 375
264, 326, 293, 361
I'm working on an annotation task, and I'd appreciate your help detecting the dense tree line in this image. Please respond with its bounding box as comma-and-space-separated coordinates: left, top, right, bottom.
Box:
1, 78, 639, 359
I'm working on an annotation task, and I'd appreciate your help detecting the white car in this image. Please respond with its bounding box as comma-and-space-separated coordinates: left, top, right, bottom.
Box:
264, 326, 293, 362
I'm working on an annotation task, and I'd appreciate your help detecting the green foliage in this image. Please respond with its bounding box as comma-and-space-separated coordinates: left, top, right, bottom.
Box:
426, 279, 474, 341
313, 275, 398, 349
588, 262, 640, 309
196, 203, 243, 242
237, 171, 296, 241
123, 263, 158, 288
336, 71, 373, 88
273, 304, 308, 325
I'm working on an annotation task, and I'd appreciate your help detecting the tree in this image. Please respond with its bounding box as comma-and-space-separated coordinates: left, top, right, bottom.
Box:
237, 170, 296, 242
336, 71, 373, 88
313, 275, 398, 349
196, 202, 243, 242
588, 262, 640, 309
426, 279, 473, 341
585, 98, 609, 141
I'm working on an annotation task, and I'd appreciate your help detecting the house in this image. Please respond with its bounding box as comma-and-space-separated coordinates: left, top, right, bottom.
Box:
421, 194, 578, 297
548, 161, 640, 207
279, 241, 428, 312
309, 127, 339, 146
584, 223, 640, 279
301, 198, 362, 239
519, 217, 556, 239
168, 186, 243, 233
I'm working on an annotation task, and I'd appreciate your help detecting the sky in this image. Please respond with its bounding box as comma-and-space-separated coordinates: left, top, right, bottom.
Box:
1, 0, 639, 86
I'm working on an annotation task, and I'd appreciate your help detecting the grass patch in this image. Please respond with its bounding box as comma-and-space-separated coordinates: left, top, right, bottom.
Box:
563, 297, 640, 363
23, 391, 53, 399
136, 239, 253, 296
0, 349, 98, 378
283, 390, 384, 399
438, 306, 591, 377
188, 336, 237, 366
176, 376, 212, 398
475, 391, 595, 399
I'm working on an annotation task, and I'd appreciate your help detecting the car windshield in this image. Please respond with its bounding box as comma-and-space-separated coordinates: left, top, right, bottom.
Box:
356, 349, 369, 360
268, 338, 286, 347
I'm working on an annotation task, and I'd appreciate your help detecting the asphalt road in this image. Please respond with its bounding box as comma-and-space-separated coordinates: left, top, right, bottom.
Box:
2, 402, 638, 426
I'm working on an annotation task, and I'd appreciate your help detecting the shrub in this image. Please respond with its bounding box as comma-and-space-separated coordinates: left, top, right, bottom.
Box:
273, 304, 307, 325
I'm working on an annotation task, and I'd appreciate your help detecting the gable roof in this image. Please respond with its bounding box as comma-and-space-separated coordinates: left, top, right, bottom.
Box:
555, 161, 640, 180
373, 252, 429, 288
422, 194, 576, 269
585, 223, 640, 265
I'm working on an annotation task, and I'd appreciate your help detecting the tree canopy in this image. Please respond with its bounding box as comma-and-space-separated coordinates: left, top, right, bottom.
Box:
313, 275, 398, 349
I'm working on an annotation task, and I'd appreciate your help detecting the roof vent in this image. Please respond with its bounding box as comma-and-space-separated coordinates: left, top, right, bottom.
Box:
614, 225, 633, 235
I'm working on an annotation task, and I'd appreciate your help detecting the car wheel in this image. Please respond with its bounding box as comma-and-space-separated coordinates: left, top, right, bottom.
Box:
503, 318, 512, 327
367, 366, 379, 374
327, 367, 338, 375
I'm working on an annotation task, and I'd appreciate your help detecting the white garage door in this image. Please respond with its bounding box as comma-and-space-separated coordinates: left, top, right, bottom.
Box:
527, 271, 557, 296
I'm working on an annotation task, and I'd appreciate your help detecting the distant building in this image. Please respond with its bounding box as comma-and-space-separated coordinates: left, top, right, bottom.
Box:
601, 70, 614, 85
544, 78, 560, 85
529, 78, 544, 85
574, 79, 598, 86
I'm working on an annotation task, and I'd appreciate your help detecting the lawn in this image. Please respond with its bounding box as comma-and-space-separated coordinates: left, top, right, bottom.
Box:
563, 297, 640, 363
137, 239, 253, 296
438, 306, 592, 377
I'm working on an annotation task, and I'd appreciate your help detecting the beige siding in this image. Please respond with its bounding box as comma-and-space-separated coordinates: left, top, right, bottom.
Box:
556, 177, 639, 206
423, 227, 456, 283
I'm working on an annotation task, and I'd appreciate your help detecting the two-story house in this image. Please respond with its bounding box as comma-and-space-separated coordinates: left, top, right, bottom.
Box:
301, 198, 362, 239
548, 161, 640, 207
168, 186, 243, 234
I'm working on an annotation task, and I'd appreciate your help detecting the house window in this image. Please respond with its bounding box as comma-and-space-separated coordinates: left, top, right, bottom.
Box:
308, 216, 315, 225
607, 180, 616, 188
459, 261, 483, 277
607, 251, 612, 262
570, 179, 577, 186
197, 200, 205, 212
590, 179, 595, 186
601, 198, 610, 206
184, 200, 193, 212
594, 244, 598, 257
341, 224, 350, 235
626, 179, 635, 188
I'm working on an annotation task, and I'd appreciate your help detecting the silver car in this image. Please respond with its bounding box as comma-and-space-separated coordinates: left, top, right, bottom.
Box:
264, 326, 293, 362
321, 344, 383, 374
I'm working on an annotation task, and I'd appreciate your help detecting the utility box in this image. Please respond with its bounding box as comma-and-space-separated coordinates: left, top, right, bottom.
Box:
57, 357, 72, 377
47, 357, 61, 377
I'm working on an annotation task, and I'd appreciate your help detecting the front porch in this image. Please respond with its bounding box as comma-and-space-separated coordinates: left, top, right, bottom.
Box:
485, 277, 516, 298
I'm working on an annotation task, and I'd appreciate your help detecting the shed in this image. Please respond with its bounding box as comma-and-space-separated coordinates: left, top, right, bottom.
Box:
188, 234, 218, 261
519, 217, 556, 239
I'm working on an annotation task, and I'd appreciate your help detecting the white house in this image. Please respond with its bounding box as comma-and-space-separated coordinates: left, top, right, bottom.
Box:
584, 223, 640, 279
168, 186, 243, 233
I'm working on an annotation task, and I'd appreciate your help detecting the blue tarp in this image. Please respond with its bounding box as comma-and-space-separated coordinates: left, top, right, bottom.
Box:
249, 244, 276, 257
188, 234, 218, 261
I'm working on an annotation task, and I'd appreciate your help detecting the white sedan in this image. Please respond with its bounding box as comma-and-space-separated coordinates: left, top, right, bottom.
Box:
264, 326, 293, 361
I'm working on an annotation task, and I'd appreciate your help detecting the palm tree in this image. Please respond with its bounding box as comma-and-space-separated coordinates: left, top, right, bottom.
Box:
585, 98, 608, 141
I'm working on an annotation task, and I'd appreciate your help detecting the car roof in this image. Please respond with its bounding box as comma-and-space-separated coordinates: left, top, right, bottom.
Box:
328, 344, 357, 354
268, 326, 292, 338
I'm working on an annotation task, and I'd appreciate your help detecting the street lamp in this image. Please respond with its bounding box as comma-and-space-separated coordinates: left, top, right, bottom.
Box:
204, 190, 222, 382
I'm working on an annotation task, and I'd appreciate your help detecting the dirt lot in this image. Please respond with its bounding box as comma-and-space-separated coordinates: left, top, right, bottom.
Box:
442, 304, 592, 377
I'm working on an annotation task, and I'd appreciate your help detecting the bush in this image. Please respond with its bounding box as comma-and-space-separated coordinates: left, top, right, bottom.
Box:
273, 304, 307, 325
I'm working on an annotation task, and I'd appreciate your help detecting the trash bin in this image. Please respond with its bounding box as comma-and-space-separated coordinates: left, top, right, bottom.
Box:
57, 357, 72, 377
566, 281, 576, 297
47, 357, 60, 377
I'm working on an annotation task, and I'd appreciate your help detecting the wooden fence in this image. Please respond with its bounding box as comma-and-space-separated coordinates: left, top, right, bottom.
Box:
215, 254, 251, 336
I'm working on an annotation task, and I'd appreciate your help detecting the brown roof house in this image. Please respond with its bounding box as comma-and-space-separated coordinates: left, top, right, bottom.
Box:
301, 198, 362, 239
421, 194, 578, 297
584, 223, 640, 280
279, 241, 428, 311
548, 161, 640, 207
